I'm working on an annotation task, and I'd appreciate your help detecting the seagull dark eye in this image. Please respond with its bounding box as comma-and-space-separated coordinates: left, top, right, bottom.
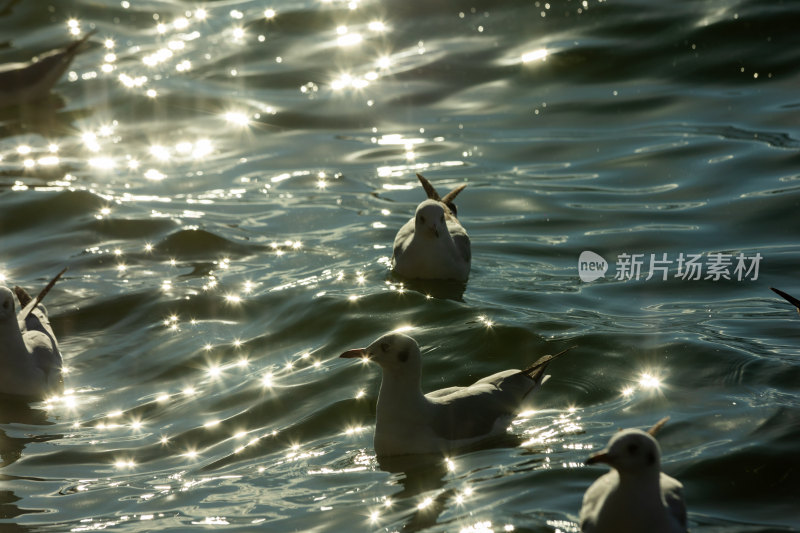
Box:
2, 300, 8, 310
419, 215, 426, 224
627, 443, 639, 454
397, 350, 408, 362
380, 342, 390, 352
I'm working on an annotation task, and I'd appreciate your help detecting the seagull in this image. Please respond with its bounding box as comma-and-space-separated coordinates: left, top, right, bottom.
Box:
0, 31, 95, 108
580, 417, 687, 533
391, 173, 471, 281
339, 332, 573, 457
0, 268, 66, 399
771, 287, 800, 315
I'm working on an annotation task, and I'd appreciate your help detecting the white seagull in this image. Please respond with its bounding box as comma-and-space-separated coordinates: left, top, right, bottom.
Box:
771, 287, 800, 315
0, 31, 95, 108
339, 332, 573, 457
0, 268, 66, 399
580, 417, 687, 533
391, 173, 471, 281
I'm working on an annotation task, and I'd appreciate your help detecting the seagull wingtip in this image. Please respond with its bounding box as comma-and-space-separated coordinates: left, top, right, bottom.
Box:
646, 416, 670, 437
771, 287, 800, 309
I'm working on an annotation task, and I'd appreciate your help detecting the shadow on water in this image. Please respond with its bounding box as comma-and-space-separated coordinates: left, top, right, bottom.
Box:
0, 483, 42, 525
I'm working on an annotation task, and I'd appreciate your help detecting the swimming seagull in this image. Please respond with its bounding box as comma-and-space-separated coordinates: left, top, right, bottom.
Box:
0, 31, 95, 108
391, 173, 470, 281
339, 333, 573, 457
0, 268, 67, 399
580, 417, 687, 533
770, 287, 800, 315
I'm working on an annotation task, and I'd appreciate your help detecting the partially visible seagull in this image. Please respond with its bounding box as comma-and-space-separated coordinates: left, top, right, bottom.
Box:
580, 417, 687, 533
771, 287, 800, 315
339, 332, 573, 457
0, 268, 67, 399
391, 173, 470, 281
0, 31, 95, 108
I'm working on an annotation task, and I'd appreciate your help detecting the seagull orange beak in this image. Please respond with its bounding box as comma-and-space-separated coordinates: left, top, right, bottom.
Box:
585, 451, 610, 465
340, 348, 367, 359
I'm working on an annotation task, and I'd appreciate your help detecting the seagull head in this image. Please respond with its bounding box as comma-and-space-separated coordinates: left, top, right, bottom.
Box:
414, 200, 447, 239
585, 429, 662, 476
0, 287, 17, 324
340, 333, 422, 377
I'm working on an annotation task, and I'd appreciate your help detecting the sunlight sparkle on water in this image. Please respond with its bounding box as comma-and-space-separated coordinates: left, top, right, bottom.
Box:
224, 111, 250, 127
67, 18, 81, 35
368, 20, 387, 32
173, 16, 189, 30
144, 169, 166, 181
149, 145, 170, 161
89, 157, 116, 170
522, 48, 548, 63
114, 458, 136, 469
225, 294, 242, 304
417, 497, 433, 510
639, 372, 662, 389
338, 32, 363, 47
81, 132, 100, 152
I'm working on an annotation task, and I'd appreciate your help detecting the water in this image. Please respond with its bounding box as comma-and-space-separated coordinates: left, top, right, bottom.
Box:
1, 0, 799, 531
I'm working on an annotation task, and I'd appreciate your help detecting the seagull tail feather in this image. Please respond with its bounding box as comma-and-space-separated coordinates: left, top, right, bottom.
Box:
647, 416, 670, 437
64, 29, 97, 56
416, 173, 441, 201
441, 183, 467, 205
20, 267, 67, 321
13, 286, 33, 307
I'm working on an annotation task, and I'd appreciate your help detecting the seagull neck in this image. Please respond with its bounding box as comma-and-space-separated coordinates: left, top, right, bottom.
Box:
618, 468, 662, 492
0, 321, 26, 359
376, 370, 428, 415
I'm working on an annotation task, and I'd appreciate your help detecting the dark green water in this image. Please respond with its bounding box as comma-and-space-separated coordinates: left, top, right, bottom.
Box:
1, 0, 799, 531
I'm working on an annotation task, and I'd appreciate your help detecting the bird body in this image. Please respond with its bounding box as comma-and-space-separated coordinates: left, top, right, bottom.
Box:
581, 424, 687, 533
340, 333, 571, 457
391, 174, 470, 281
0, 270, 66, 399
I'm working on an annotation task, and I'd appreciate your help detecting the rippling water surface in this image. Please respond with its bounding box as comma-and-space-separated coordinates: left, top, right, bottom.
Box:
1, 0, 799, 531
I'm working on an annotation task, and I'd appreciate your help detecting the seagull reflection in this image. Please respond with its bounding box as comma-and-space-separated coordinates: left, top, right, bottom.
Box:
0, 29, 96, 107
